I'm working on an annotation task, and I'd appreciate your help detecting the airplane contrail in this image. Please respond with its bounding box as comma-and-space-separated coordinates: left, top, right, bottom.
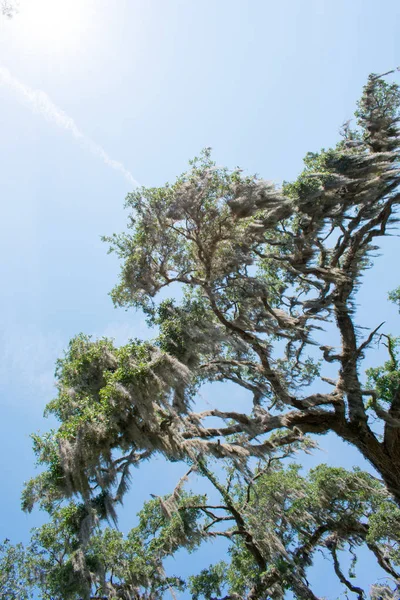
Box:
0, 65, 139, 187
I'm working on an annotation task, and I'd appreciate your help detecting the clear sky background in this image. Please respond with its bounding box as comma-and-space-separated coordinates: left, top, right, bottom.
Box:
0, 0, 400, 597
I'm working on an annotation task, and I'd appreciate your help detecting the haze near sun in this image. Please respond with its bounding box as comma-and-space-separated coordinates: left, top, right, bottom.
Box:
5, 0, 95, 54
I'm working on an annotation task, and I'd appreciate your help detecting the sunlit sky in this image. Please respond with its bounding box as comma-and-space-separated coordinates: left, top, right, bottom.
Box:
1, 0, 400, 597
5, 0, 96, 53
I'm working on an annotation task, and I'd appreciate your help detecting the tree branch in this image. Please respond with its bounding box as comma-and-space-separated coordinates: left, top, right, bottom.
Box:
331, 542, 365, 599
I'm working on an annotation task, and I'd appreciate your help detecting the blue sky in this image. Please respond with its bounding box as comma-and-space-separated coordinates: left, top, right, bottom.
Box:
1, 0, 400, 597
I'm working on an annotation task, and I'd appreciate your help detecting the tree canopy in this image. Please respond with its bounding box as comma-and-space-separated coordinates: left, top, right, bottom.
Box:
3, 458, 400, 598
3, 71, 400, 599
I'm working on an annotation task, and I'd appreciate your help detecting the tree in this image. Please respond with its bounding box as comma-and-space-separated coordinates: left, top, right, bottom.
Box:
0, 539, 34, 599
4, 457, 400, 598
12, 70, 400, 597
23, 70, 400, 507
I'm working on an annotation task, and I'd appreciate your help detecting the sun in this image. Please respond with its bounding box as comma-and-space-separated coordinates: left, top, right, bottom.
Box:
11, 0, 95, 54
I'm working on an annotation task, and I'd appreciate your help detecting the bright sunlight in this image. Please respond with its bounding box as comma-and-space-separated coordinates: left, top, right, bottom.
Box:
10, 0, 95, 54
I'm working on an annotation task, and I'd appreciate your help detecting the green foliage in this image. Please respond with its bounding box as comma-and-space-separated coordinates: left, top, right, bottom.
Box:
356, 74, 400, 151
209, 462, 400, 598
3, 489, 206, 600
283, 147, 348, 204
7, 457, 400, 598
389, 286, 400, 311
367, 501, 400, 561
152, 295, 220, 369
366, 336, 400, 406
189, 562, 228, 600
23, 334, 194, 515
104, 147, 291, 314
0, 540, 33, 600
15, 72, 400, 599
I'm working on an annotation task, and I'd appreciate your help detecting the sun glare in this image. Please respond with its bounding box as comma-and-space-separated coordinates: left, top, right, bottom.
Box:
13, 0, 94, 54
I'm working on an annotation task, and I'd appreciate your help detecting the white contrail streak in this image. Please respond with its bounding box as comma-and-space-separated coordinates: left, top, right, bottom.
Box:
0, 66, 139, 187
